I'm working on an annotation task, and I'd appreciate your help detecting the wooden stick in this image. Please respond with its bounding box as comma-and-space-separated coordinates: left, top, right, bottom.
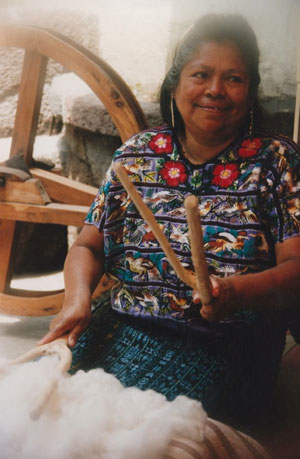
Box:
114, 162, 212, 304
0, 336, 72, 420
114, 162, 197, 289
184, 195, 212, 304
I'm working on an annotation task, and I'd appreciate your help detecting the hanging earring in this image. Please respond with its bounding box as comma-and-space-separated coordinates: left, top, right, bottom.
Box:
170, 96, 175, 129
249, 104, 254, 139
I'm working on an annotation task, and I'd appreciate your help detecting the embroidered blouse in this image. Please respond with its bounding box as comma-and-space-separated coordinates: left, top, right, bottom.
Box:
85, 126, 300, 337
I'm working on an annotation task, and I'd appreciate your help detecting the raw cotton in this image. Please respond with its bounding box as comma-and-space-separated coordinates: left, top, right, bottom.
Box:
0, 356, 206, 459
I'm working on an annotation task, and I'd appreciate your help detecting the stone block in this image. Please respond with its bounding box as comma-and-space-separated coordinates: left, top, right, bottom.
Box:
50, 73, 163, 137
58, 125, 121, 188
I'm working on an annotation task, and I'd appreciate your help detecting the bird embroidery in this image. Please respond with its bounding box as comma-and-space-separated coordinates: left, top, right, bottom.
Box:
287, 198, 300, 230
271, 140, 287, 171
163, 292, 189, 311
127, 255, 161, 281
205, 231, 247, 254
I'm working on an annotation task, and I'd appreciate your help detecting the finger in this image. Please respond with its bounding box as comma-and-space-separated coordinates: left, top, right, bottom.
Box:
68, 322, 86, 348
38, 329, 64, 346
38, 320, 74, 346
200, 305, 217, 322
192, 291, 202, 304
49, 316, 61, 331
209, 276, 221, 297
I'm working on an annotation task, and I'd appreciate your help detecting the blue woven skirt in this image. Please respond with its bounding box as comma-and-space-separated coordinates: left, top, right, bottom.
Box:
70, 293, 286, 434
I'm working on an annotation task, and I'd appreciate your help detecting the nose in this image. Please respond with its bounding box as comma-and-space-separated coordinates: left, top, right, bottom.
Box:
205, 76, 225, 98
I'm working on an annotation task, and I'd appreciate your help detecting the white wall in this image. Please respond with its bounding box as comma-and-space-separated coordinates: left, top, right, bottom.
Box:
95, 0, 300, 105
168, 0, 300, 101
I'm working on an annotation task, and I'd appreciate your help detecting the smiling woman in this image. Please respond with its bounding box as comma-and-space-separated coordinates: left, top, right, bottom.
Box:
174, 41, 250, 157
39, 13, 300, 441
161, 14, 261, 163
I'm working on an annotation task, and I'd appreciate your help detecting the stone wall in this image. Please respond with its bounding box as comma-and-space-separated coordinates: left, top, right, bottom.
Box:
0, 7, 100, 137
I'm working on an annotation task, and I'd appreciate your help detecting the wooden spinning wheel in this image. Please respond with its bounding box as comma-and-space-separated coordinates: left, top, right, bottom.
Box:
0, 25, 147, 316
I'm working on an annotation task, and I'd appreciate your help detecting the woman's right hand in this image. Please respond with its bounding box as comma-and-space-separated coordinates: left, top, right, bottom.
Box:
38, 225, 105, 348
38, 296, 92, 348
193, 276, 239, 322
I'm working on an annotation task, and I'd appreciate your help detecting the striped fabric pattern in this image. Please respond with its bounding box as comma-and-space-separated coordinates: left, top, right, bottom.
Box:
165, 418, 269, 458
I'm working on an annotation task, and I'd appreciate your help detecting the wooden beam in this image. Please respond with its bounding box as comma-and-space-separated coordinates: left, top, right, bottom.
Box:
0, 178, 50, 204
0, 202, 89, 226
30, 168, 97, 205
0, 166, 31, 181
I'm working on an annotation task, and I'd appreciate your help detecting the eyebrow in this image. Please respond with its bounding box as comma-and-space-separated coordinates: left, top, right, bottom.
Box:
186, 63, 248, 76
224, 68, 248, 76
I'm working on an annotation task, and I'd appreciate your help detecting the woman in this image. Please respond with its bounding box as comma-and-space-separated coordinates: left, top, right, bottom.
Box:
40, 14, 300, 434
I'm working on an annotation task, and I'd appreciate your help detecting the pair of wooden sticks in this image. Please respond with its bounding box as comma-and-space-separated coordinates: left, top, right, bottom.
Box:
1, 163, 212, 420
114, 162, 212, 304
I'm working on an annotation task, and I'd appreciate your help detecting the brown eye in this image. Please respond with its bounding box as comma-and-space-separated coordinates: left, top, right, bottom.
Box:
193, 71, 208, 79
228, 75, 243, 83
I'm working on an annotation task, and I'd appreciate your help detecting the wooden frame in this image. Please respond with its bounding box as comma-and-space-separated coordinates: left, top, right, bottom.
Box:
0, 25, 147, 316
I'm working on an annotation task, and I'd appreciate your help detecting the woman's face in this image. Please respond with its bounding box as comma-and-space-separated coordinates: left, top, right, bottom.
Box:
174, 40, 251, 143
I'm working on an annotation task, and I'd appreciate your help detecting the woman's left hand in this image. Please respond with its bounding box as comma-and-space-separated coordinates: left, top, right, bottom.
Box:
193, 276, 239, 322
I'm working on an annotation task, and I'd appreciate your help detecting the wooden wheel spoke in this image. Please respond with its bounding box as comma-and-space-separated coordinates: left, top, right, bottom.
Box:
10, 49, 48, 163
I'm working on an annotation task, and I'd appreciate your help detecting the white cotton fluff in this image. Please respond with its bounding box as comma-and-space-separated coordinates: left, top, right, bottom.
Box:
0, 356, 206, 459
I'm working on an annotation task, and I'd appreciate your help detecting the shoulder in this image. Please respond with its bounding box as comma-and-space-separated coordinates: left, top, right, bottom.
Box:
114, 125, 174, 157
253, 130, 299, 154
108, 125, 176, 185
240, 130, 300, 170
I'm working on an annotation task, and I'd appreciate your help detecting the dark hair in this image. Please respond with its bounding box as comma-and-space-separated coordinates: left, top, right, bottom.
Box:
159, 13, 261, 136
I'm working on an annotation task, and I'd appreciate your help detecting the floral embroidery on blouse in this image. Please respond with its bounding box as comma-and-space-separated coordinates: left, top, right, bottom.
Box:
148, 133, 173, 154
238, 137, 263, 158
212, 163, 240, 188
159, 160, 188, 186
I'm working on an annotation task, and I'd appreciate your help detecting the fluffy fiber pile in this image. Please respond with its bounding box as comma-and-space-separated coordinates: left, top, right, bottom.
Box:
0, 356, 206, 459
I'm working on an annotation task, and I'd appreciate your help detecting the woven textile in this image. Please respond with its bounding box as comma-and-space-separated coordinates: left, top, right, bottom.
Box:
71, 293, 286, 435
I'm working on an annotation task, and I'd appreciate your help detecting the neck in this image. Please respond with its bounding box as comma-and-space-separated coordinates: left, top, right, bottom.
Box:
180, 132, 237, 165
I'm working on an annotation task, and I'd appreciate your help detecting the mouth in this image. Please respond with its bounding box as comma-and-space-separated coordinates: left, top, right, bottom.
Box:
193, 103, 230, 112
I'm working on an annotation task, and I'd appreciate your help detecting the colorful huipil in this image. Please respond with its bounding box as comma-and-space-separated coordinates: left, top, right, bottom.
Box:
85, 126, 300, 336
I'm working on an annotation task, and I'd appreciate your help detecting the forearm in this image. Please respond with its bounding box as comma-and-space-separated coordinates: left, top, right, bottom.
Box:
62, 225, 105, 308
231, 259, 300, 312
63, 243, 104, 304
